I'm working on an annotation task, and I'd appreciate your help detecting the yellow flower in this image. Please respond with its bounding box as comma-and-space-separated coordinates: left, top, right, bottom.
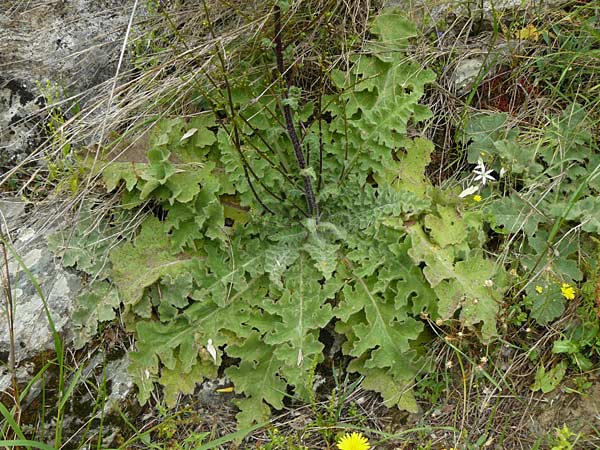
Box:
560, 283, 575, 300
336, 432, 370, 450
473, 194, 482, 202
515, 24, 540, 41
535, 285, 543, 294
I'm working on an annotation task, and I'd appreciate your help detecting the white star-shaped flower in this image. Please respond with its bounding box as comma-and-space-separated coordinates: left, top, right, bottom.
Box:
473, 158, 495, 185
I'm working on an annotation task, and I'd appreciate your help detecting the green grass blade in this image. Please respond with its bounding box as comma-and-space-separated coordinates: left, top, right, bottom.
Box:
58, 364, 84, 412
18, 361, 52, 403
191, 421, 268, 450
0, 440, 56, 450
0, 402, 29, 448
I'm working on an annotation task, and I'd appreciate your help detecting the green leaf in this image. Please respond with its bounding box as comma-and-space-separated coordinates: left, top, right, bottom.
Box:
102, 162, 142, 192
388, 238, 438, 317
264, 243, 300, 289
164, 170, 203, 204
542, 103, 591, 161
367, 9, 418, 60
232, 397, 272, 431
164, 163, 225, 251
335, 273, 423, 379
130, 294, 244, 406
521, 231, 582, 282
527, 282, 565, 325
531, 361, 567, 393
333, 250, 426, 412
408, 224, 505, 342
303, 234, 340, 280
552, 339, 579, 355
331, 31, 436, 174
492, 139, 542, 176
186, 115, 217, 148
129, 318, 195, 405
134, 145, 207, 204
156, 272, 193, 321
131, 319, 195, 373
47, 206, 119, 277
151, 118, 184, 147
282, 86, 301, 110
261, 259, 337, 393
485, 194, 546, 237
461, 113, 516, 163
160, 359, 216, 407
424, 205, 466, 248
110, 217, 196, 307
357, 364, 419, 412
72, 282, 120, 349
328, 178, 431, 234
191, 239, 264, 308
146, 147, 175, 175
394, 137, 433, 196
565, 197, 600, 233
264, 224, 306, 288
226, 332, 288, 428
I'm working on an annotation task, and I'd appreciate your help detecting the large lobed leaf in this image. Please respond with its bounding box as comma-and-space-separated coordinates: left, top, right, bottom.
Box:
110, 217, 197, 307
408, 208, 507, 342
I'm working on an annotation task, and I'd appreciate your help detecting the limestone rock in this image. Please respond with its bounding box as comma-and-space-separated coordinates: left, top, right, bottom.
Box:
0, 199, 82, 366
0, 0, 137, 171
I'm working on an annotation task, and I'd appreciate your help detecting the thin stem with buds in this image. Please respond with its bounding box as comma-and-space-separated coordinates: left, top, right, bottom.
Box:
273, 6, 319, 218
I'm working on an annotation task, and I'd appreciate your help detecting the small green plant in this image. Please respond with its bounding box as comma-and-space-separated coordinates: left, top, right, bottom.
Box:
549, 425, 580, 450
414, 370, 450, 404
257, 428, 308, 450
36, 81, 83, 194
531, 361, 567, 394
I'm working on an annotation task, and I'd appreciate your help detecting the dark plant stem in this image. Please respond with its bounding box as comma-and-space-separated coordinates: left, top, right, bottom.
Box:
274, 6, 319, 218
317, 92, 324, 192
200, 0, 311, 218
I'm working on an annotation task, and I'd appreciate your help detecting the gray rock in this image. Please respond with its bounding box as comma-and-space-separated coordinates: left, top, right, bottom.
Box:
0, 198, 25, 224
104, 355, 135, 413
0, 199, 82, 371
0, 198, 136, 425
448, 42, 512, 95
0, 361, 35, 396
0, 0, 137, 170
452, 57, 487, 95
0, 78, 44, 170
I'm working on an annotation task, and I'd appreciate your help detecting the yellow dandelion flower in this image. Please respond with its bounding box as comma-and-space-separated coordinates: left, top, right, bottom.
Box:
535, 285, 543, 294
473, 194, 482, 202
560, 283, 575, 300
336, 432, 370, 450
